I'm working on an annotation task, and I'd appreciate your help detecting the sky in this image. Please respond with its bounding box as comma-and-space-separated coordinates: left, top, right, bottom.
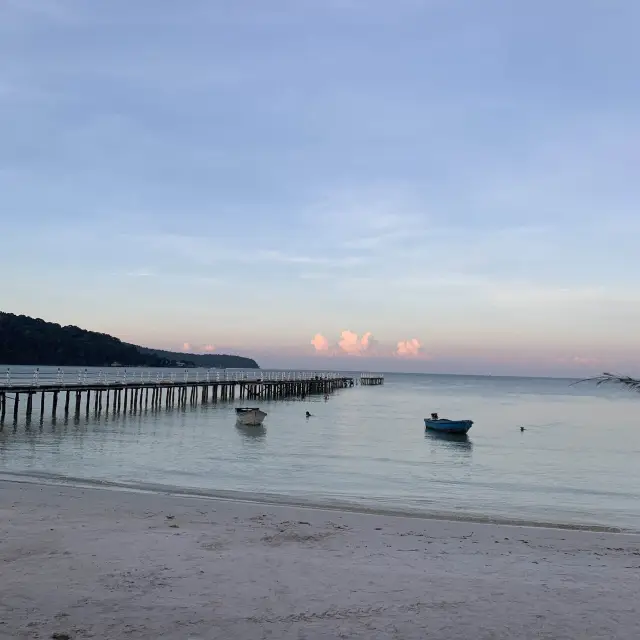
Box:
1, 0, 640, 376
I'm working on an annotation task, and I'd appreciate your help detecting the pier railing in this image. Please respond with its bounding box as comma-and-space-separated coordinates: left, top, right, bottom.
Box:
1, 368, 383, 388
0, 368, 384, 424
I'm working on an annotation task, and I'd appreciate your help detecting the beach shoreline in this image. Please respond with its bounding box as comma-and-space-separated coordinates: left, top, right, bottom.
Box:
0, 471, 627, 534
2, 480, 639, 639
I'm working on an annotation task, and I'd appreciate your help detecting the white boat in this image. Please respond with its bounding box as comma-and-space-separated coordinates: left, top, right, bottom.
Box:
235, 407, 267, 426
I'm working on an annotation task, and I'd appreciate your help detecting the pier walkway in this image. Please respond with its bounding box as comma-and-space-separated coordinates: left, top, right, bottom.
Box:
0, 368, 384, 425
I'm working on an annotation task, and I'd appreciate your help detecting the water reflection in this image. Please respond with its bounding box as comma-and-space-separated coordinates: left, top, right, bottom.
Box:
235, 423, 267, 442
424, 429, 473, 452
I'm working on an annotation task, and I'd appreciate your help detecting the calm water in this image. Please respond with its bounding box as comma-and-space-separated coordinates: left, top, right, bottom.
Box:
1, 369, 639, 531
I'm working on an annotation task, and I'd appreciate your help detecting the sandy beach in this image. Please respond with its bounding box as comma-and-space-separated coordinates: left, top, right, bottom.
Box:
1, 480, 639, 639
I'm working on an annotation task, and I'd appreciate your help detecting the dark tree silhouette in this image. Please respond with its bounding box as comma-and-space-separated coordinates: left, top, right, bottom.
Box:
0, 312, 259, 369
137, 346, 259, 369
579, 372, 640, 393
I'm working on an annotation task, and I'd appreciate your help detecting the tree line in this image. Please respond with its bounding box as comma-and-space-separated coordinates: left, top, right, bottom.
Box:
0, 312, 259, 369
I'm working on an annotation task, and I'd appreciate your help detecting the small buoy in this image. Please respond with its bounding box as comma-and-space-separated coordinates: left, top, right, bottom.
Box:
520, 426, 525, 432
306, 411, 312, 418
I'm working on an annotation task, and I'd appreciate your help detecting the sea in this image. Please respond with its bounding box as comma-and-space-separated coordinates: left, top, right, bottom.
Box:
1, 366, 639, 531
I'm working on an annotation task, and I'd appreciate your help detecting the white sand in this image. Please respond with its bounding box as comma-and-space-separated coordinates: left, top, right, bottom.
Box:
1, 480, 639, 639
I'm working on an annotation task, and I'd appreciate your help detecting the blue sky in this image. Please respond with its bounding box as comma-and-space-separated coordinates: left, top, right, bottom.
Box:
2, 0, 639, 375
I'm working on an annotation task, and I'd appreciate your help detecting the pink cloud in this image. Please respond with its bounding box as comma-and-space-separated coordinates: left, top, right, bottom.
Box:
203, 344, 215, 352
182, 342, 191, 351
338, 330, 376, 355
554, 355, 600, 367
361, 332, 374, 349
396, 338, 422, 357
311, 333, 329, 352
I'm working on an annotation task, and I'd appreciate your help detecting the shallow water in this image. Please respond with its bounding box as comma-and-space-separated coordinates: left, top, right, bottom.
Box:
1, 369, 639, 530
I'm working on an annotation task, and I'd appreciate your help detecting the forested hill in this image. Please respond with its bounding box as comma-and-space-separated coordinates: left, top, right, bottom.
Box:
0, 312, 259, 369
0, 312, 177, 366
137, 347, 259, 369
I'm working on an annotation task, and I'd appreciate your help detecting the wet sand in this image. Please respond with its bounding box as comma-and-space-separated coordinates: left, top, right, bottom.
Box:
1, 480, 639, 639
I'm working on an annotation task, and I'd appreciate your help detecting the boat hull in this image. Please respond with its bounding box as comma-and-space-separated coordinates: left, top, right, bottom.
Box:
424, 419, 473, 434
236, 409, 267, 426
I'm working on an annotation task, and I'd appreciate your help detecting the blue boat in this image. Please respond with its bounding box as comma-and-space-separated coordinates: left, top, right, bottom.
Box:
424, 413, 473, 434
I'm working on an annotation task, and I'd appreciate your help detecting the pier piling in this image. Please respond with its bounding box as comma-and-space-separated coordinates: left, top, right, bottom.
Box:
26, 392, 33, 420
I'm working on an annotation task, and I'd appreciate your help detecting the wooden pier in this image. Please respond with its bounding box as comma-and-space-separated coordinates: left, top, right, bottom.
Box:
0, 369, 384, 426
360, 373, 385, 386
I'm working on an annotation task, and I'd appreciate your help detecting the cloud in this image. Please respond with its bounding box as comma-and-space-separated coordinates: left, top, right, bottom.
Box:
555, 355, 600, 367
255, 250, 364, 267
126, 268, 154, 278
203, 344, 215, 352
182, 342, 191, 351
343, 228, 420, 250
396, 338, 422, 357
311, 331, 422, 358
488, 285, 607, 306
142, 235, 364, 269
360, 332, 376, 350
338, 330, 377, 355
310, 333, 329, 352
